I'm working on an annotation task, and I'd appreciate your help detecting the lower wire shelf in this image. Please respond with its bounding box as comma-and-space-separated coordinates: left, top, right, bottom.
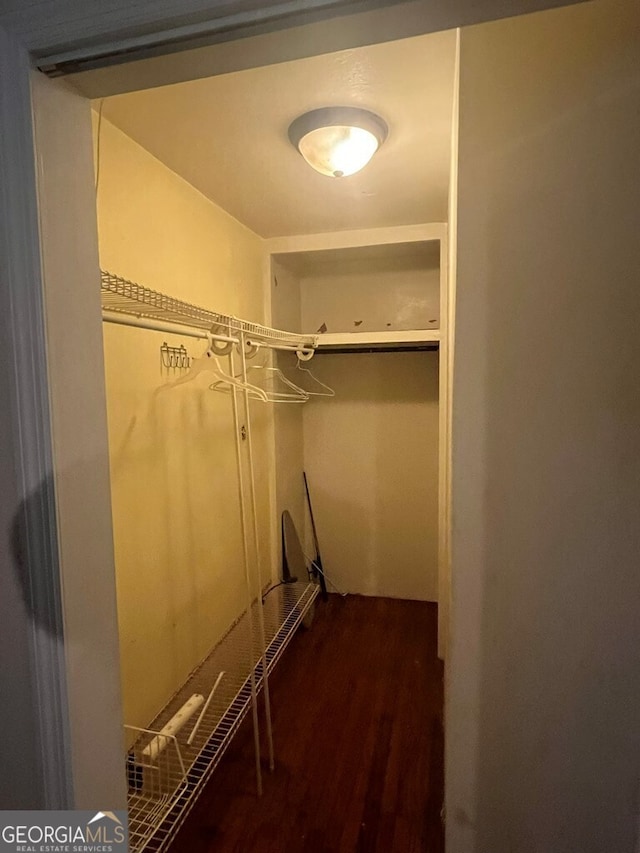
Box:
125, 581, 319, 853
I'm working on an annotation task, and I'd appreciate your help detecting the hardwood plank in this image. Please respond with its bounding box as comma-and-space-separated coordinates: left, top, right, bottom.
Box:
168, 594, 444, 852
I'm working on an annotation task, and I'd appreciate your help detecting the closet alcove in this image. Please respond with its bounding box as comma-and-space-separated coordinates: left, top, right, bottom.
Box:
94, 26, 454, 852
270, 234, 446, 604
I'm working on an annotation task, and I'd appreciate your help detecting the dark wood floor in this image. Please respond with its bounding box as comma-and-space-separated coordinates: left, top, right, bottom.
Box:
169, 594, 444, 853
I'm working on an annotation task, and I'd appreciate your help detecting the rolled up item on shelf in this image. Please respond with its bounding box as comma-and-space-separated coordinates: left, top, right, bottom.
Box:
142, 693, 204, 761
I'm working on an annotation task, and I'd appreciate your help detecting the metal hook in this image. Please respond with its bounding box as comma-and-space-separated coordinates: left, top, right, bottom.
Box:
161, 341, 191, 374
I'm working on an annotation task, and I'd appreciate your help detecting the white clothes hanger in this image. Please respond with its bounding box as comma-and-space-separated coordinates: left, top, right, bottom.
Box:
211, 364, 308, 404
160, 337, 269, 402
244, 360, 310, 403
288, 357, 335, 397
208, 376, 269, 403
213, 350, 309, 403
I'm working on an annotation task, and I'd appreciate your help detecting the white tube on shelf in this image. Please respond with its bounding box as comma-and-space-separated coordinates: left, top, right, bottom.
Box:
142, 694, 204, 761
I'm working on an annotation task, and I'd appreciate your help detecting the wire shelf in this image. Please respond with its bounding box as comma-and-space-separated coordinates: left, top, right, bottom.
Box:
101, 270, 317, 348
126, 581, 319, 853
125, 726, 188, 851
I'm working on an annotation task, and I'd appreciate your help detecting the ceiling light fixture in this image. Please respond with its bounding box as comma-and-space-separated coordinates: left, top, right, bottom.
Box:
288, 107, 388, 178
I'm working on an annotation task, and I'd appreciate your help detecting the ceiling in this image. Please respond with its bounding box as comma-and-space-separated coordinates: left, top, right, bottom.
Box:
101, 30, 456, 239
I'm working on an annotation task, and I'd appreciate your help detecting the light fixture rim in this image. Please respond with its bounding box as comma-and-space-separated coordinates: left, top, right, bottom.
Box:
288, 106, 388, 150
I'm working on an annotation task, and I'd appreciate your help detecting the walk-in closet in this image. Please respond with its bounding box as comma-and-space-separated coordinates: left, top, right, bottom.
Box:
93, 25, 455, 852
4, 2, 635, 850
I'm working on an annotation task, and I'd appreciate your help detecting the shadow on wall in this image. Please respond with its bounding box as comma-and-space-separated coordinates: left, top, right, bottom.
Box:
1, 473, 63, 808
11, 473, 64, 639
7, 457, 127, 809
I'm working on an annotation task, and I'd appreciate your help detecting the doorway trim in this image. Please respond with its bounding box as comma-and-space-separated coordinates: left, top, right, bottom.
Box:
0, 28, 73, 809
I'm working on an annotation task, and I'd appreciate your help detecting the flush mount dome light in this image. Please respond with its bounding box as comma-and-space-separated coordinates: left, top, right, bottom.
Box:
288, 107, 388, 178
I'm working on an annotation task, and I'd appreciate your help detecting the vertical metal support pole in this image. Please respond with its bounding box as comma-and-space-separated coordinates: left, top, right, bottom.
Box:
229, 348, 263, 796
239, 332, 275, 772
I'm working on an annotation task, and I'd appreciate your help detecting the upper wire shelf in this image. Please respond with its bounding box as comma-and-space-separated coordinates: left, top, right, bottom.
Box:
101, 270, 317, 349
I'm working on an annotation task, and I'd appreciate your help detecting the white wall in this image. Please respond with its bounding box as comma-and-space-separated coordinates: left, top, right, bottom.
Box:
301, 259, 440, 335
447, 1, 640, 850
304, 351, 439, 600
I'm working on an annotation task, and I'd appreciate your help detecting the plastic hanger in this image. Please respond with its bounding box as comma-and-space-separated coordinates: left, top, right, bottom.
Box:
211, 351, 309, 404
210, 365, 307, 403
160, 337, 269, 402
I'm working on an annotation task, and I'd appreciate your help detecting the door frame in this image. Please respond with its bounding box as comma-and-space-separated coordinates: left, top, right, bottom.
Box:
0, 0, 586, 813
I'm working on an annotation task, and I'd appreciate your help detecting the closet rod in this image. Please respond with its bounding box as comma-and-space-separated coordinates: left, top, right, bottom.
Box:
246, 338, 315, 356
102, 310, 238, 344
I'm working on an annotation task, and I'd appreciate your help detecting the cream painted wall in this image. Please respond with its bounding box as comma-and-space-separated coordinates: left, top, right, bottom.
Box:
301, 265, 440, 335
95, 116, 274, 729
448, 1, 640, 850
303, 351, 439, 601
